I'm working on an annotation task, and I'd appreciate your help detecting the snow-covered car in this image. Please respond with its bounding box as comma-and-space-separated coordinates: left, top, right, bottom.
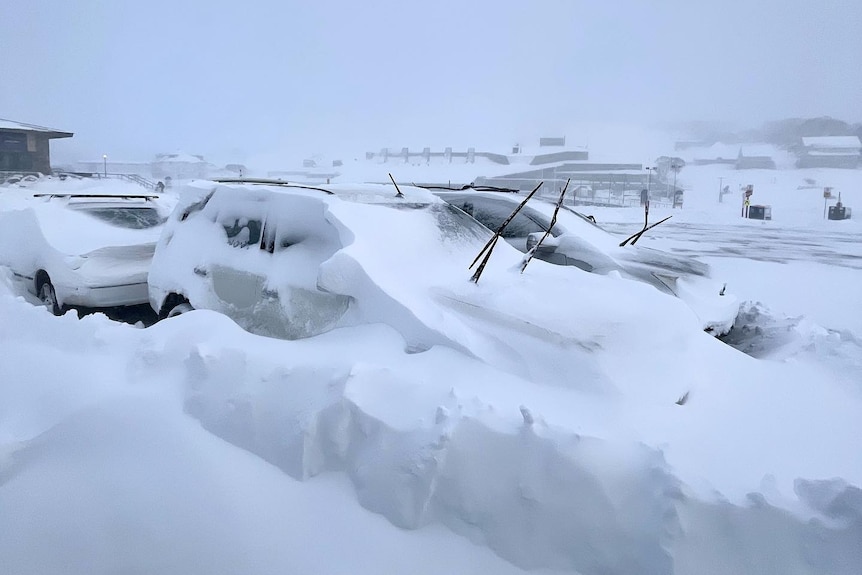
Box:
148, 180, 490, 337
0, 193, 168, 314
149, 180, 725, 389
434, 190, 738, 335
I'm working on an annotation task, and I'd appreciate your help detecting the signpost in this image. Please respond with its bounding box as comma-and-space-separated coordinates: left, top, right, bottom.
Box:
741, 185, 753, 218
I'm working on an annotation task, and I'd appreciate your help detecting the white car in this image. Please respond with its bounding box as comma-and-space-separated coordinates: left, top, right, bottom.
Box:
0, 193, 168, 314
148, 180, 489, 339
435, 190, 738, 335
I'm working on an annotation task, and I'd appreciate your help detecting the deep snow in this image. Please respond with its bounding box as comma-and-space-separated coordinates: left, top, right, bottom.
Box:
1, 163, 861, 575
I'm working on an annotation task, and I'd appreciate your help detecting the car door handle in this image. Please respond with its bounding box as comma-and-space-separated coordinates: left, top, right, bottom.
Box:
194, 266, 208, 277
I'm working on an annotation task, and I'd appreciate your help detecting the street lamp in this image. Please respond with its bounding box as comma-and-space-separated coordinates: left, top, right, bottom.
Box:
102, 154, 107, 178
645, 166, 656, 198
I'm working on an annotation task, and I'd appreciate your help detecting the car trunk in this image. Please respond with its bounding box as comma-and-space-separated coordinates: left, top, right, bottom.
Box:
75, 243, 156, 287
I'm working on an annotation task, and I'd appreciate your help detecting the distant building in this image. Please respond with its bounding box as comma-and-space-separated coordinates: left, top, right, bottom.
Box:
690, 143, 739, 166
475, 161, 645, 197
353, 137, 650, 202
152, 151, 210, 180
365, 137, 589, 168
736, 149, 775, 170
0, 118, 73, 174
796, 136, 861, 169
76, 159, 150, 175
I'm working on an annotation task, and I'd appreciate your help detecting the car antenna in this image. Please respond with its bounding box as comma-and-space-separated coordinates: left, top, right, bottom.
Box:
521, 179, 569, 273
388, 173, 405, 198
469, 181, 543, 283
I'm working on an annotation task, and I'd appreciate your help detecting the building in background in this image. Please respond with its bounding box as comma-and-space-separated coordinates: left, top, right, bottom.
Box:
76, 151, 229, 182
0, 118, 73, 174
796, 136, 861, 169
735, 149, 776, 170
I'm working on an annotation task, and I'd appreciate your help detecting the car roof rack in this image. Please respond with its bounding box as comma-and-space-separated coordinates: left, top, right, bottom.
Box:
33, 193, 159, 201
212, 178, 334, 195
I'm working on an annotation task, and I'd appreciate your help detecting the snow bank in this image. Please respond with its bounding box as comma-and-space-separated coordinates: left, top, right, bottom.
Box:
3, 166, 862, 573
2, 270, 861, 574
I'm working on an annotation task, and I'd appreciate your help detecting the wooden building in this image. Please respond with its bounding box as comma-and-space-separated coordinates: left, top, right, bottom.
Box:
0, 118, 73, 174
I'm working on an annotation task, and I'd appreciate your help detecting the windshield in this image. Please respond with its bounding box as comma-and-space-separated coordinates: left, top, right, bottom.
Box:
386, 202, 494, 243
78, 207, 166, 229
558, 204, 601, 228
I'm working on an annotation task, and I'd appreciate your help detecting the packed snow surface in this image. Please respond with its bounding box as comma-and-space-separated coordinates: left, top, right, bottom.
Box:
1, 167, 861, 574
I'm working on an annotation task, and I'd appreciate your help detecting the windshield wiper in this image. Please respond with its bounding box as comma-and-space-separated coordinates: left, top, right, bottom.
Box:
414, 183, 520, 194
521, 179, 569, 273
469, 182, 543, 283
619, 198, 672, 247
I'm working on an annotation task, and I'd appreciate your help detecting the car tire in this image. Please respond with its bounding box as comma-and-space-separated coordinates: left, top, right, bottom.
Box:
167, 302, 194, 318
37, 276, 61, 316
160, 294, 194, 320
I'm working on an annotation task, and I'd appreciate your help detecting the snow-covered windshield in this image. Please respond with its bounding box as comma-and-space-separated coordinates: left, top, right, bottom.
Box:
77, 207, 166, 229
386, 202, 494, 243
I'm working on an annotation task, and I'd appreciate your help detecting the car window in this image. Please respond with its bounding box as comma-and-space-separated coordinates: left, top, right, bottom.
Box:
78, 207, 166, 229
460, 199, 547, 238
382, 202, 494, 243
222, 217, 263, 248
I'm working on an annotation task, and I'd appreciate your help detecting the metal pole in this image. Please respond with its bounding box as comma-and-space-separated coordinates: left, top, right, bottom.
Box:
646, 167, 653, 198
608, 175, 613, 207
718, 177, 724, 203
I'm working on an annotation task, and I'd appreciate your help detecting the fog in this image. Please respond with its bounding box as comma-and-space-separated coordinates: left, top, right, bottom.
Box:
2, 0, 860, 166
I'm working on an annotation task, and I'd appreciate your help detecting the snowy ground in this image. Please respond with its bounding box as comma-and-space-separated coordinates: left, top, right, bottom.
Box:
1, 164, 861, 575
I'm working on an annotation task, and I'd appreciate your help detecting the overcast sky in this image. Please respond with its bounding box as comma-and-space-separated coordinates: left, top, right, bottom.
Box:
2, 0, 860, 167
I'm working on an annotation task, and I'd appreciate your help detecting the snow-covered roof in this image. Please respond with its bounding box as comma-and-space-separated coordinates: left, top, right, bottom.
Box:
691, 142, 740, 161
0, 118, 73, 138
155, 151, 207, 163
807, 150, 862, 157
801, 136, 862, 149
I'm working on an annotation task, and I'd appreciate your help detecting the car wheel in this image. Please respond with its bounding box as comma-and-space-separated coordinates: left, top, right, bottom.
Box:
158, 293, 194, 320
163, 299, 194, 319
37, 278, 61, 316
167, 302, 194, 318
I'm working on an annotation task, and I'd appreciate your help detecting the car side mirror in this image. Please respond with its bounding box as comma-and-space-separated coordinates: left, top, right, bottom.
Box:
526, 232, 558, 253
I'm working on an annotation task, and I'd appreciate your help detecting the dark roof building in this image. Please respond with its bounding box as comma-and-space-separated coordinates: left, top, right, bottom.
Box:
0, 118, 73, 174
